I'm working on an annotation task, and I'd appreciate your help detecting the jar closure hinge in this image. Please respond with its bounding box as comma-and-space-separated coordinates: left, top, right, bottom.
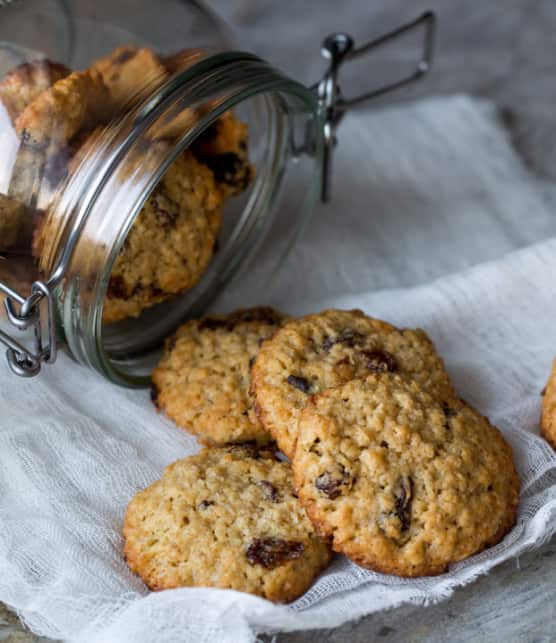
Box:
316, 11, 436, 202
0, 281, 57, 377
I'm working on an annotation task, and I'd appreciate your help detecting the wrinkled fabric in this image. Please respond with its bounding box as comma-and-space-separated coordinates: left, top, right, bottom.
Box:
1, 96, 555, 642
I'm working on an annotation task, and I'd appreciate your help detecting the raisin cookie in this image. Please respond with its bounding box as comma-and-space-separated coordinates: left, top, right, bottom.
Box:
251, 309, 456, 458
1, 62, 77, 205
103, 149, 223, 323
152, 307, 285, 446
0, 59, 70, 122
293, 373, 520, 577
541, 358, 556, 449
15, 69, 110, 145
90, 45, 167, 114
123, 446, 331, 601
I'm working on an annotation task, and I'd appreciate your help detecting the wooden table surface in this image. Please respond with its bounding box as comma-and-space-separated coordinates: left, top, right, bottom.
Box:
2, 1, 556, 641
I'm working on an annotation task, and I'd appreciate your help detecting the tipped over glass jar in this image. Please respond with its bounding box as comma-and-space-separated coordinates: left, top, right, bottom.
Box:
0, 0, 435, 386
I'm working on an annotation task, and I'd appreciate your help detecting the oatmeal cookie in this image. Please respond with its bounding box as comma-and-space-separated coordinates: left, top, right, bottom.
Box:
90, 45, 167, 114
251, 309, 456, 458
123, 446, 331, 601
152, 307, 285, 446
1, 61, 74, 206
103, 148, 223, 323
0, 59, 70, 122
293, 373, 520, 577
15, 68, 110, 145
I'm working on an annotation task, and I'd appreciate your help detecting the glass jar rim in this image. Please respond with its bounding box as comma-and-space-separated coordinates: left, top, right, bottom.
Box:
51, 51, 322, 386
0, 11, 436, 381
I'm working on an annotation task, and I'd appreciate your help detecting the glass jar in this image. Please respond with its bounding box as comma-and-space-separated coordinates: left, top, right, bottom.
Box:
0, 0, 435, 386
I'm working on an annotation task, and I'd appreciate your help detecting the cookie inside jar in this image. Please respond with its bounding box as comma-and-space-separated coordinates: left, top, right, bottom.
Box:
75, 108, 252, 326
22, 46, 253, 324
0, 17, 320, 385
0, 2, 321, 384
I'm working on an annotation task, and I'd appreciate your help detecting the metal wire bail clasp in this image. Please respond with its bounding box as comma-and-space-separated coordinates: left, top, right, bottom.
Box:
316, 11, 436, 202
0, 281, 57, 377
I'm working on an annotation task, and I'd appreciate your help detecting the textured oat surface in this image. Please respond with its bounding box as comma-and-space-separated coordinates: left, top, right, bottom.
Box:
251, 309, 455, 458
123, 446, 331, 601
293, 374, 519, 577
152, 307, 284, 445
103, 149, 222, 323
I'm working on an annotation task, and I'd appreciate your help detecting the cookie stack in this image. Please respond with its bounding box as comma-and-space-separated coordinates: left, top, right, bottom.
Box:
0, 46, 253, 322
123, 307, 520, 601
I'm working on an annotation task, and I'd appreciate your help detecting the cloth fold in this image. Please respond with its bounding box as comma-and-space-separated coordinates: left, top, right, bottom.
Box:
1, 95, 556, 642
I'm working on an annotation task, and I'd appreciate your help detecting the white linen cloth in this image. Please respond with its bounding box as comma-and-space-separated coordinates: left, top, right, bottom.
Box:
1, 95, 556, 643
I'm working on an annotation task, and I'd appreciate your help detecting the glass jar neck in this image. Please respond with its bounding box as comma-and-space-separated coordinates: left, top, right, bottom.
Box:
44, 52, 321, 386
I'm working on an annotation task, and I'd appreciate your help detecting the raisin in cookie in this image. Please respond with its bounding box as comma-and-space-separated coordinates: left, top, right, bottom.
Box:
191, 110, 253, 198
541, 358, 556, 449
251, 309, 456, 458
293, 373, 520, 577
123, 446, 331, 601
152, 307, 285, 446
0, 59, 70, 122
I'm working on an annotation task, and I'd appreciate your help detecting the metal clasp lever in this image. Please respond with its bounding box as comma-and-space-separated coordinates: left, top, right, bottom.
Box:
317, 10, 436, 202
0, 280, 57, 377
